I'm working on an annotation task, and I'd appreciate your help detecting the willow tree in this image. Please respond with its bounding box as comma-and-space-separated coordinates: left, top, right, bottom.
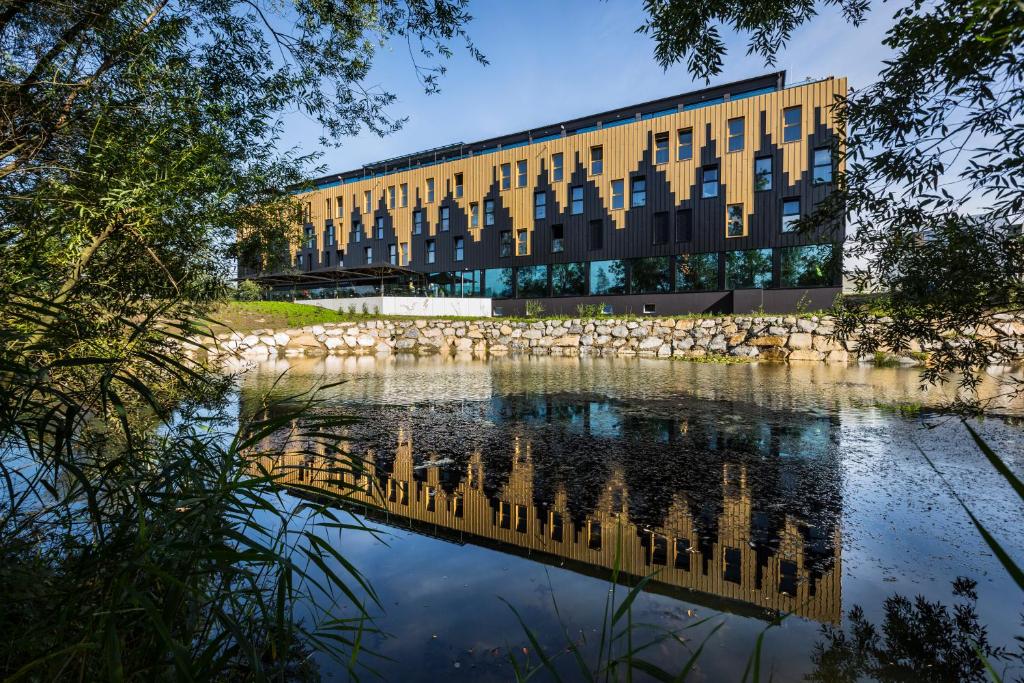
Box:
640, 0, 1024, 402
0, 1, 482, 678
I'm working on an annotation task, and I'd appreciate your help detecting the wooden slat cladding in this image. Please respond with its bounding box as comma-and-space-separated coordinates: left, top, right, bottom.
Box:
289, 77, 846, 273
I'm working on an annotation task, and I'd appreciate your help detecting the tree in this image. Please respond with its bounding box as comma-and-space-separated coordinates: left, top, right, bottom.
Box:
0, 1, 482, 677
639, 0, 1024, 404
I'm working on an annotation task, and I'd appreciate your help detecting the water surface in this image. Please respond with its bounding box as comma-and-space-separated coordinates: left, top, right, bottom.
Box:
237, 356, 1024, 681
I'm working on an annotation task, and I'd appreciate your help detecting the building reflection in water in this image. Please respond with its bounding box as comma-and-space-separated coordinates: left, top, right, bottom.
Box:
252, 393, 843, 624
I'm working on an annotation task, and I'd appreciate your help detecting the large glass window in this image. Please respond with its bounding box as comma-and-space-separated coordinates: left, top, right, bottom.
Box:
552, 262, 586, 296
678, 128, 693, 160
589, 260, 627, 295
483, 268, 513, 298
631, 176, 646, 207
813, 147, 833, 184
534, 191, 546, 219
611, 179, 624, 210
571, 186, 584, 215
454, 236, 464, 261
676, 252, 719, 291
551, 153, 563, 182
728, 117, 744, 152
517, 265, 549, 298
780, 244, 838, 287
630, 256, 672, 294
782, 198, 801, 233
500, 230, 513, 257
484, 199, 495, 226
551, 224, 564, 253
500, 163, 511, 190
755, 156, 773, 191
726, 204, 745, 238
590, 146, 603, 175
654, 132, 669, 164
451, 270, 483, 297
702, 166, 719, 198
516, 159, 527, 187
726, 249, 772, 289
783, 106, 802, 142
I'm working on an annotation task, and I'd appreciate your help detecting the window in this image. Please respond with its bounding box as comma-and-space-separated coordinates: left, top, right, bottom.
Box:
336, 195, 343, 217
388, 243, 397, 265
630, 256, 671, 293
364, 245, 373, 263
304, 225, 315, 249
296, 253, 303, 266
677, 128, 693, 160
589, 219, 603, 250
470, 202, 479, 228
516, 265, 548, 298
675, 208, 692, 242
516, 229, 528, 256
454, 236, 464, 261
724, 548, 742, 584
440, 205, 450, 231
552, 262, 585, 296
726, 249, 772, 289
780, 244, 837, 287
484, 199, 495, 226
500, 162, 511, 190
652, 212, 669, 245
755, 156, 773, 191
483, 268, 513, 298
303, 201, 311, 222
534, 191, 546, 219
727, 117, 744, 152
336, 248, 344, 267
676, 253, 719, 291
364, 190, 371, 213
813, 147, 833, 183
589, 521, 602, 550
654, 132, 669, 164
516, 159, 527, 187
353, 222, 361, 242
500, 230, 513, 257
324, 197, 331, 218
376, 216, 384, 239
324, 224, 336, 247
551, 153, 563, 182
590, 146, 603, 175
454, 172, 464, 198
400, 183, 408, 207
726, 203, 745, 238
611, 179, 624, 210
551, 224, 564, 253
782, 198, 801, 233
322, 250, 330, 267
426, 178, 435, 203
631, 176, 646, 207
783, 106, 802, 142
388, 185, 396, 209
571, 186, 584, 215
589, 260, 626, 295
413, 210, 423, 235
426, 239, 436, 264
702, 166, 719, 198
550, 511, 564, 542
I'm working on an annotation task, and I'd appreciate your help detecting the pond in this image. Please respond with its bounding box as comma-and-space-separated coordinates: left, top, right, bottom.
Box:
235, 355, 1024, 681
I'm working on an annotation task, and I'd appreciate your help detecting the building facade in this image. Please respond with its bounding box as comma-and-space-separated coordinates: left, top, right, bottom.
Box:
260, 72, 845, 315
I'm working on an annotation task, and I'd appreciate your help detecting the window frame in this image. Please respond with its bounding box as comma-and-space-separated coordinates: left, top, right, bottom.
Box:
470, 202, 479, 228
571, 185, 584, 215
453, 236, 465, 262
781, 197, 801, 233
782, 106, 802, 143
590, 145, 603, 176
454, 172, 464, 198
677, 128, 693, 161
725, 203, 746, 238
610, 179, 624, 210
516, 229, 528, 256
630, 176, 647, 208
654, 132, 670, 164
534, 191, 546, 220
812, 147, 833, 184
551, 224, 564, 253
727, 117, 744, 153
499, 230, 513, 258
500, 163, 511, 191
484, 198, 495, 226
754, 156, 773, 191
516, 159, 527, 187
701, 166, 719, 199
426, 239, 436, 264
551, 153, 563, 182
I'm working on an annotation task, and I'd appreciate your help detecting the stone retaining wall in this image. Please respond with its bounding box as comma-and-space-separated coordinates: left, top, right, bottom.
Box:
187, 314, 1024, 365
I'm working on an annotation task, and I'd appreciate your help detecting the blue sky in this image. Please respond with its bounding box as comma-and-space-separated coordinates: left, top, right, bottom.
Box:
279, 1, 898, 176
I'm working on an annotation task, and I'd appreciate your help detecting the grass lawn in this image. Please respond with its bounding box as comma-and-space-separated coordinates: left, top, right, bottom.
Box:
204, 301, 375, 333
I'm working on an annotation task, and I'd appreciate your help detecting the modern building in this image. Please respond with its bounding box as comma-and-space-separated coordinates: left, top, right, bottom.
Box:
245, 71, 845, 315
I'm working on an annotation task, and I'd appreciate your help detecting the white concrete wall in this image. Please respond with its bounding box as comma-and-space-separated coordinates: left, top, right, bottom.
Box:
294, 296, 492, 317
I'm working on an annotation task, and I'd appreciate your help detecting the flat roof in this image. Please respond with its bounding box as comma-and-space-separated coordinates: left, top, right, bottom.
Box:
306, 71, 793, 192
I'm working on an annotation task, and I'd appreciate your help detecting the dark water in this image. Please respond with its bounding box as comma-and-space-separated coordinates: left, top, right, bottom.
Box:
235, 355, 1024, 681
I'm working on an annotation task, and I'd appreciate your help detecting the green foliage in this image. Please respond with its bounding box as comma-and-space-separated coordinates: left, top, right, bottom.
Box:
524, 300, 545, 317
236, 279, 264, 301
576, 303, 606, 318
639, 0, 1024, 403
